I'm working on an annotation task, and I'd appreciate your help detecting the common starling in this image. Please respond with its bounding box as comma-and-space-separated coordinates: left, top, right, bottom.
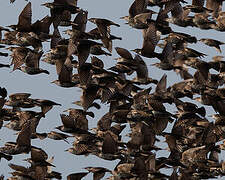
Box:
33, 99, 61, 115
41, 0, 80, 28
199, 38, 224, 53
88, 18, 120, 52
8, 2, 32, 32
132, 20, 161, 59
7, 46, 33, 71
206, 0, 223, 18
77, 40, 103, 66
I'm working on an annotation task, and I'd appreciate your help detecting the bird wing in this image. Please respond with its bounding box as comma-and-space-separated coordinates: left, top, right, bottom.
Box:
18, 2, 32, 30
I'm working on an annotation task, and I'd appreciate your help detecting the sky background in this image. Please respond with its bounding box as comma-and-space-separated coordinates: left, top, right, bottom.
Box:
0, 0, 224, 179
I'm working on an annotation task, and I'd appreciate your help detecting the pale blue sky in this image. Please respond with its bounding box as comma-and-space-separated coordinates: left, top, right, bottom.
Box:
0, 0, 224, 179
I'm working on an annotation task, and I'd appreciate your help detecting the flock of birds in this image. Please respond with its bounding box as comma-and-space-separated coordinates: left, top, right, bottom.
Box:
0, 0, 225, 179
